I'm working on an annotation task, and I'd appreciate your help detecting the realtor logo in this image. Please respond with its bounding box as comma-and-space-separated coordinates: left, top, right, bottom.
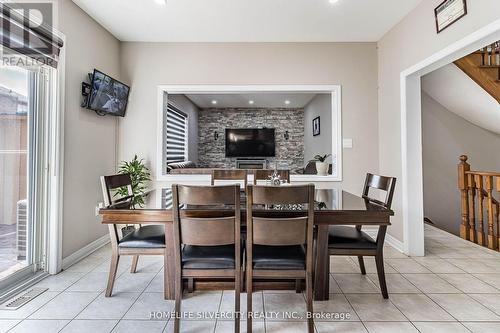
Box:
0, 1, 58, 64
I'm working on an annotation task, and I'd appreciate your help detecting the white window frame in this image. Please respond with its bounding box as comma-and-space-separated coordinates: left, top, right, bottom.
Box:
156, 85, 342, 183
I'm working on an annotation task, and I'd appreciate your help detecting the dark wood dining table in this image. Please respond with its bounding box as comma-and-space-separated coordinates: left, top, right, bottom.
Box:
99, 186, 393, 301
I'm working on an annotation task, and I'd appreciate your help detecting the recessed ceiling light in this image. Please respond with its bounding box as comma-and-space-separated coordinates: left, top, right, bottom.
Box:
154, 0, 166, 5
284, 100, 291, 105
248, 100, 255, 105
329, 0, 339, 4
211, 100, 217, 105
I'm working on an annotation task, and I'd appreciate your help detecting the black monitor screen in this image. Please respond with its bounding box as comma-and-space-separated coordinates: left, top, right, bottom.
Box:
88, 69, 129, 116
225, 128, 275, 157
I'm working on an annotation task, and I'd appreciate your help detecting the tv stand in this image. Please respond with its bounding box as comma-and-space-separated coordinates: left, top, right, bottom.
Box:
236, 159, 266, 169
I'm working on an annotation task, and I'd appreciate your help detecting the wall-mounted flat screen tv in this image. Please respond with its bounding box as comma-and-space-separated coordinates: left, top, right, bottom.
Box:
225, 128, 275, 157
88, 69, 130, 117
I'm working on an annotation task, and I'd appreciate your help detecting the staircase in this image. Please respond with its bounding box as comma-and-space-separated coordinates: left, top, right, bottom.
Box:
454, 41, 500, 103
458, 155, 500, 250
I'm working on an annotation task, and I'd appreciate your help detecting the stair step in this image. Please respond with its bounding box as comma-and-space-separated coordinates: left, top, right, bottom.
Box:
479, 65, 500, 68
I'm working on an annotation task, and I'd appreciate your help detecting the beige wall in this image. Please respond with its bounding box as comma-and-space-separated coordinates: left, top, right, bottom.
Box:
378, 0, 500, 241
422, 92, 500, 236
59, 0, 121, 258
119, 43, 379, 193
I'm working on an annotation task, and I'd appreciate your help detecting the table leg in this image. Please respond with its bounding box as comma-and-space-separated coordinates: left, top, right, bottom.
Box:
314, 224, 329, 301
164, 223, 175, 300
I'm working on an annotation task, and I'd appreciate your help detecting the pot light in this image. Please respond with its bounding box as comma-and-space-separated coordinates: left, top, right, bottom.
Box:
211, 100, 217, 105
248, 100, 255, 105
284, 100, 291, 105
154, 0, 166, 5
329, 0, 339, 4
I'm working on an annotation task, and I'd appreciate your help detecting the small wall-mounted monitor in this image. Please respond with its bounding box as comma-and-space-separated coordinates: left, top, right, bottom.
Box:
87, 69, 130, 117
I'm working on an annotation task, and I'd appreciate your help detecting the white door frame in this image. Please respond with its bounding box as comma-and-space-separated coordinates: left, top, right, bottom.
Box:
156, 85, 343, 183
400, 19, 500, 256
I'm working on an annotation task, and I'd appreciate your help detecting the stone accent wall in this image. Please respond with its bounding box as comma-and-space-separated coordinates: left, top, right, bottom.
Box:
198, 108, 304, 169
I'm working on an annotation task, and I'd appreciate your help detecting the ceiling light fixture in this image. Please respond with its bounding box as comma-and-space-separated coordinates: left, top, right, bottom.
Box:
284, 100, 291, 105
329, 0, 339, 4
154, 0, 166, 5
211, 100, 217, 105
248, 100, 254, 105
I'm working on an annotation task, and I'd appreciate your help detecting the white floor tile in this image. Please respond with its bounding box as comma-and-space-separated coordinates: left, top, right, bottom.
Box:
112, 320, 166, 333
315, 321, 367, 333
428, 293, 500, 321
412, 321, 470, 333
29, 292, 99, 319
8, 319, 69, 333
402, 274, 460, 293
60, 319, 117, 333
0, 319, 20, 333
389, 294, 455, 321
76, 293, 140, 320
345, 294, 406, 322
364, 321, 418, 333
123, 292, 173, 320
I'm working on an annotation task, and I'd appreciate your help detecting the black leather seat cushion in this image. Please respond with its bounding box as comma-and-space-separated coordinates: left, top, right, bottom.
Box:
252, 245, 305, 270
182, 245, 243, 269
328, 226, 376, 249
118, 225, 165, 248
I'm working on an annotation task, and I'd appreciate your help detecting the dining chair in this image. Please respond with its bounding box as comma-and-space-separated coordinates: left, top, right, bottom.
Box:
246, 184, 315, 333
328, 173, 396, 299
252, 169, 290, 185
100, 174, 166, 297
211, 169, 247, 187
172, 184, 242, 333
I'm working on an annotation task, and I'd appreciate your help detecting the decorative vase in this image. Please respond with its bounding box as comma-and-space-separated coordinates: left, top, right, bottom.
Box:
316, 162, 329, 176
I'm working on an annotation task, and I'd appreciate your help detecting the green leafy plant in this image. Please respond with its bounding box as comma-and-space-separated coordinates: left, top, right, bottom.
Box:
310, 154, 331, 163
116, 155, 151, 208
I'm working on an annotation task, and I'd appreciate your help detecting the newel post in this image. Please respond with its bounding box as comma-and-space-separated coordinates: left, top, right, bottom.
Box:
458, 155, 470, 240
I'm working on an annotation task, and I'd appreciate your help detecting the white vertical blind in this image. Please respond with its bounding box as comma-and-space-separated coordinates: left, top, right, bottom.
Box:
166, 103, 187, 164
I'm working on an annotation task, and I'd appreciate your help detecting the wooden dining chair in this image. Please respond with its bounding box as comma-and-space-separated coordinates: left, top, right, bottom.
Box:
172, 184, 242, 333
253, 169, 290, 185
328, 173, 396, 299
100, 174, 166, 297
211, 169, 247, 187
246, 184, 315, 333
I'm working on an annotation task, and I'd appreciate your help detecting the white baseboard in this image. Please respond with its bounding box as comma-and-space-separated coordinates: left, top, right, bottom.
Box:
62, 234, 110, 270
364, 228, 404, 254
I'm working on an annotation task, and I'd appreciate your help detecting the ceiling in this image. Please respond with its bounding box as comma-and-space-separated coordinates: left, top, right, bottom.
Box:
182, 93, 319, 108
72, 0, 422, 42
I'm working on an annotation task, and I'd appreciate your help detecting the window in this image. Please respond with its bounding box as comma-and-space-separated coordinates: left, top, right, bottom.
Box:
165, 103, 188, 165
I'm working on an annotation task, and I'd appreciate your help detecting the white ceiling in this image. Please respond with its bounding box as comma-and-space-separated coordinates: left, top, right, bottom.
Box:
72, 0, 422, 42
422, 64, 500, 135
182, 93, 318, 108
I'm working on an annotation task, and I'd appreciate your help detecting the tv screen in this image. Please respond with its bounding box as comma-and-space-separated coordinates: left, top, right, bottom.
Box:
88, 69, 129, 116
225, 128, 275, 157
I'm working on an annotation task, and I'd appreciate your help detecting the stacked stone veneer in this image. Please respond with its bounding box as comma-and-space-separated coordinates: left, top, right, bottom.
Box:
198, 108, 304, 170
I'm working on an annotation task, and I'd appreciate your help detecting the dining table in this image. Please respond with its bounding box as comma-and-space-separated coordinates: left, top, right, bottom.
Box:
99, 185, 393, 301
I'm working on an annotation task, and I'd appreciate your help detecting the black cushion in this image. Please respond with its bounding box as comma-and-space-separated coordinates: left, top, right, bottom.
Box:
328, 226, 377, 249
118, 225, 165, 248
182, 245, 242, 269
252, 245, 306, 270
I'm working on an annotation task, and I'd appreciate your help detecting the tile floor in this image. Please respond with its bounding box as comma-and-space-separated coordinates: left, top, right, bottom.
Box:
2, 225, 500, 332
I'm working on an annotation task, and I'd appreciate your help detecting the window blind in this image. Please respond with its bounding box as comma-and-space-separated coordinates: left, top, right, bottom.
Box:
166, 103, 187, 164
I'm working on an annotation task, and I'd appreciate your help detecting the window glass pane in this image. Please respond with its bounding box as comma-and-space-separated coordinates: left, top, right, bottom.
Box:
166, 103, 187, 165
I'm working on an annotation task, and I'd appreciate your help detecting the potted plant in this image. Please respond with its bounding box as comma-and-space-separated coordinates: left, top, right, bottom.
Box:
310, 154, 331, 176
116, 155, 151, 208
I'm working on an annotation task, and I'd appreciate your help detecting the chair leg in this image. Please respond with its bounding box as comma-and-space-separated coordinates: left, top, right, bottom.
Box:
306, 272, 314, 333
295, 279, 302, 293
235, 269, 241, 333
174, 274, 182, 333
130, 255, 139, 273
375, 254, 388, 299
358, 256, 366, 275
105, 253, 120, 297
246, 271, 252, 333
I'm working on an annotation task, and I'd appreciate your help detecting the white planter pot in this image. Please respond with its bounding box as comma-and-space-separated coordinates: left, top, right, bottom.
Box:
316, 162, 329, 176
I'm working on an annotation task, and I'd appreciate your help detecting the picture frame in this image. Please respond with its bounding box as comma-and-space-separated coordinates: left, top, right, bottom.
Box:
435, 0, 467, 34
312, 116, 320, 136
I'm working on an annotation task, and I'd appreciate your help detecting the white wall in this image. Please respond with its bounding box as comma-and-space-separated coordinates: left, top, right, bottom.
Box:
59, 0, 121, 258
119, 43, 379, 193
303, 94, 332, 163
422, 92, 500, 236
164, 94, 199, 168
378, 0, 500, 242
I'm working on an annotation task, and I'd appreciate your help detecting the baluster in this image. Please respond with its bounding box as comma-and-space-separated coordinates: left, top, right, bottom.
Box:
475, 175, 485, 246
486, 176, 497, 250
468, 173, 477, 243
458, 156, 470, 240
496, 203, 500, 251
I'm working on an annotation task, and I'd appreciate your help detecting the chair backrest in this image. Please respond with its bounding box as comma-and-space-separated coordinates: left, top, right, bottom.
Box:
211, 169, 247, 187
100, 174, 134, 208
172, 184, 241, 247
362, 173, 396, 209
246, 185, 314, 247
253, 169, 290, 185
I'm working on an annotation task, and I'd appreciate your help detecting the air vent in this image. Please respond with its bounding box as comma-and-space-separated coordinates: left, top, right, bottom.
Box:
1, 288, 47, 310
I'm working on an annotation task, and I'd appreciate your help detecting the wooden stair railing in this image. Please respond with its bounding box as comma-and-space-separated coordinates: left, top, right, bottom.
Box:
458, 155, 500, 250
454, 41, 500, 103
